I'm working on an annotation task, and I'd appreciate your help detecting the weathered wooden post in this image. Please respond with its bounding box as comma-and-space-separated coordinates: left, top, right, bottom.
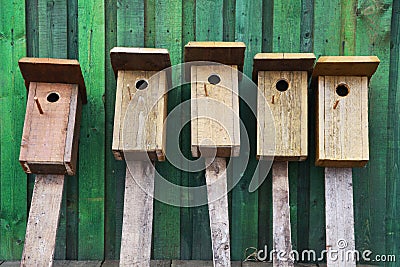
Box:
313, 56, 380, 267
184, 41, 246, 267
110, 47, 171, 266
18, 58, 87, 266
253, 53, 316, 266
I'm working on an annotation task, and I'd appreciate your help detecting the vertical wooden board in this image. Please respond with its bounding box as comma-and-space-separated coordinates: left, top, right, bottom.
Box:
38, 0, 67, 58
105, 0, 123, 260
223, 0, 235, 41
117, 0, 144, 47
195, 0, 223, 41
231, 0, 262, 260
386, 1, 400, 265
152, 0, 182, 259
353, 0, 392, 259
180, 0, 196, 259
0, 0, 27, 259
339, 0, 357, 56
77, 0, 105, 259
271, 0, 302, 252
26, 0, 39, 57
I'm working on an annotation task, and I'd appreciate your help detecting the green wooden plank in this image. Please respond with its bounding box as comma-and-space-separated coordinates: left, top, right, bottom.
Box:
0, 0, 27, 259
117, 0, 144, 46
26, 0, 38, 57
77, 0, 105, 259
223, 0, 235, 41
353, 0, 392, 260
152, 0, 182, 259
66, 0, 79, 260
339, 0, 357, 55
309, 0, 342, 253
104, 0, 122, 260
144, 0, 156, 47
386, 0, 400, 265
231, 0, 263, 261
180, 0, 196, 260
191, 0, 223, 260
271, 0, 302, 252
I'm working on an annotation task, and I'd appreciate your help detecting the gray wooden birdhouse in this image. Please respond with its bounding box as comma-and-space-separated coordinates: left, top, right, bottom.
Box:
18, 58, 87, 175
184, 41, 246, 158
312, 56, 380, 167
110, 47, 171, 161
253, 53, 316, 161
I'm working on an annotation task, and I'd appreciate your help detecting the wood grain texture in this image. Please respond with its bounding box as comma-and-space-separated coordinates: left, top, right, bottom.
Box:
116, 0, 144, 47
324, 168, 356, 267
191, 65, 240, 158
112, 70, 167, 161
77, 0, 105, 259
272, 162, 294, 267
257, 71, 308, 161
316, 76, 369, 167
120, 161, 155, 267
205, 158, 231, 267
0, 0, 27, 259
21, 175, 65, 267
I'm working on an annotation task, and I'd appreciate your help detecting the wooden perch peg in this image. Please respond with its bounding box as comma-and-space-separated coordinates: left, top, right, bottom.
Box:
33, 96, 44, 114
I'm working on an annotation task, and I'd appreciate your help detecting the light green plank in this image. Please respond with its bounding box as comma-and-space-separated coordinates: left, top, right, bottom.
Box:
0, 0, 27, 260
77, 0, 105, 259
117, 0, 144, 46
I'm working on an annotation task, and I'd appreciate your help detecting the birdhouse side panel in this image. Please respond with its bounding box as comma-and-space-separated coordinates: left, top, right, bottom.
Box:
191, 65, 240, 157
316, 75, 369, 167
257, 71, 307, 161
19, 82, 76, 174
112, 70, 166, 161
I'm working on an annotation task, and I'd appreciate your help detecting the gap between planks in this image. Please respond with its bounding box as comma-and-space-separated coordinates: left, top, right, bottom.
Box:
120, 160, 155, 267
21, 174, 65, 267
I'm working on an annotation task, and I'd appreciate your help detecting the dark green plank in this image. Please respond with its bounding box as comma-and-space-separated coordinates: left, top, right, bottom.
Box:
77, 0, 105, 259
271, 0, 302, 251
223, 0, 235, 41
144, 0, 156, 47
386, 0, 400, 265
231, 0, 263, 260
309, 0, 342, 253
152, 0, 183, 260
0, 0, 27, 259
191, 0, 224, 260
104, 0, 122, 260
353, 0, 392, 259
117, 0, 144, 46
180, 0, 196, 260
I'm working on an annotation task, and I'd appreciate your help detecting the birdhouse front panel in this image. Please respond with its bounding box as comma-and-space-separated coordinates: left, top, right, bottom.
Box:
257, 71, 308, 161
19, 82, 81, 175
112, 70, 167, 161
191, 64, 240, 158
316, 75, 369, 167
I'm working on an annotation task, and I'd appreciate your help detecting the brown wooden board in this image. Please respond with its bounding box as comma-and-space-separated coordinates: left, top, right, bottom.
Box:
252, 53, 316, 81
110, 47, 171, 75
184, 42, 246, 73
312, 56, 380, 78
18, 57, 87, 103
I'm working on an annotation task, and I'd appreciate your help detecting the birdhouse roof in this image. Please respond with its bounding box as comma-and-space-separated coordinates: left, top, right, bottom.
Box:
110, 47, 171, 75
252, 53, 316, 82
19, 58, 87, 104
312, 56, 380, 78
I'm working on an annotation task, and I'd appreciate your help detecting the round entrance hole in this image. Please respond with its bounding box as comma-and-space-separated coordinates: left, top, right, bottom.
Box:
336, 83, 350, 97
275, 79, 289, 92
208, 74, 221, 85
135, 79, 149, 90
47, 92, 60, 103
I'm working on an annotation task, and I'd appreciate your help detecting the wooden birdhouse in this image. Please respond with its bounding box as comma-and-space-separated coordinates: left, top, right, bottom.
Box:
253, 53, 316, 161
184, 42, 246, 158
110, 47, 171, 161
18, 58, 87, 175
313, 56, 380, 167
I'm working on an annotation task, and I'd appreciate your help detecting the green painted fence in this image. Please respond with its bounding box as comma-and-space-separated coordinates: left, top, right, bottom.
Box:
0, 0, 399, 264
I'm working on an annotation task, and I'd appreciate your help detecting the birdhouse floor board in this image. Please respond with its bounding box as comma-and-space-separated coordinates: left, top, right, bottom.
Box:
120, 161, 155, 266
325, 168, 356, 267
205, 157, 231, 267
272, 161, 294, 267
21, 174, 65, 266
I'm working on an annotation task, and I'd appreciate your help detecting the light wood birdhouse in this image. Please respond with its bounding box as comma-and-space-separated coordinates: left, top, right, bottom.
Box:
18, 58, 87, 175
184, 42, 246, 158
313, 56, 380, 167
253, 53, 316, 161
110, 47, 171, 161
